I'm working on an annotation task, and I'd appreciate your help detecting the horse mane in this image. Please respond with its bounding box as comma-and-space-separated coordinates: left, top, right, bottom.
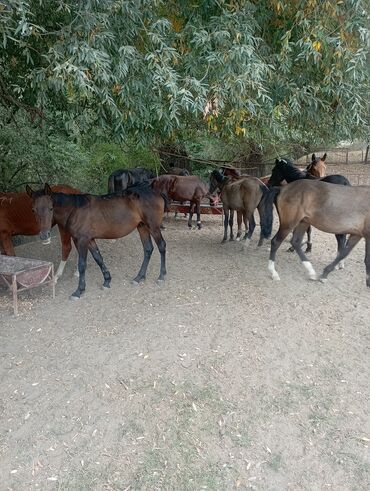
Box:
51, 192, 91, 208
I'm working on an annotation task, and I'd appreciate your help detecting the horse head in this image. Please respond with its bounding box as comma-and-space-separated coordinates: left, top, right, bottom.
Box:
209, 170, 228, 194
26, 183, 54, 244
307, 153, 327, 178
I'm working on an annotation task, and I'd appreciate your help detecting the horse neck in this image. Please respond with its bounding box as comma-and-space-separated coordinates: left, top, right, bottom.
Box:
284, 166, 306, 182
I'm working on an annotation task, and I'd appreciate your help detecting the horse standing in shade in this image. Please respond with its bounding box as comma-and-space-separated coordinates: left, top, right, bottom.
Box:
220, 166, 249, 240
260, 179, 370, 288
27, 184, 167, 299
306, 153, 327, 178
0, 185, 81, 282
267, 157, 350, 253
108, 167, 155, 194
209, 170, 272, 246
151, 175, 210, 229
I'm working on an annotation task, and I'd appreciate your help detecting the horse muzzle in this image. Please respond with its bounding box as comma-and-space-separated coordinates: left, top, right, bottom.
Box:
40, 230, 51, 245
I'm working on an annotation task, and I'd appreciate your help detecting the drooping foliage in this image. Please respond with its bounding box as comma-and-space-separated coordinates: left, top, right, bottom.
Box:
0, 1, 369, 147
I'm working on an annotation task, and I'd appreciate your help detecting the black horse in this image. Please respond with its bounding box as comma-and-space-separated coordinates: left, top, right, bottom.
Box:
267, 158, 350, 254
108, 167, 155, 194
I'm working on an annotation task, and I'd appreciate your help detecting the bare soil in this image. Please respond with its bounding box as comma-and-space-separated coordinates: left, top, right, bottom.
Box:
1, 180, 370, 490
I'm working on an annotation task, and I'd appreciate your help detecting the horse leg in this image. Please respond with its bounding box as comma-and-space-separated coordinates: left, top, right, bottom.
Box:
334, 234, 347, 269
0, 232, 15, 255
320, 234, 361, 282
132, 224, 154, 284
268, 227, 293, 281
243, 213, 255, 249
71, 238, 89, 299
150, 228, 167, 282
55, 226, 73, 282
229, 210, 234, 241
365, 237, 370, 288
236, 211, 242, 241
88, 239, 112, 290
188, 202, 195, 229
222, 208, 229, 243
196, 200, 202, 229
290, 222, 317, 280
305, 226, 313, 253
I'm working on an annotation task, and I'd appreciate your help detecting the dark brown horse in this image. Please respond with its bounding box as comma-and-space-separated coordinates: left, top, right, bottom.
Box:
27, 184, 167, 299
108, 167, 155, 193
209, 170, 272, 246
0, 185, 81, 282
260, 179, 370, 287
151, 175, 210, 229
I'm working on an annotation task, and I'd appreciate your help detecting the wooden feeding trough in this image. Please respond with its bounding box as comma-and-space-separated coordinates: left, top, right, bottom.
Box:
0, 256, 55, 316
169, 201, 223, 215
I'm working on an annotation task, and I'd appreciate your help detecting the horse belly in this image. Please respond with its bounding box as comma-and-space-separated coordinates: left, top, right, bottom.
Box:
309, 210, 365, 236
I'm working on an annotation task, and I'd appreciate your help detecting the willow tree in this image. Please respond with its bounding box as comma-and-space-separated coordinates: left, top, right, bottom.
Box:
0, 0, 369, 150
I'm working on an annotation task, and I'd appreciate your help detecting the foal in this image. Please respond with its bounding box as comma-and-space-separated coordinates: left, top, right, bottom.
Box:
27, 184, 167, 299
209, 170, 272, 246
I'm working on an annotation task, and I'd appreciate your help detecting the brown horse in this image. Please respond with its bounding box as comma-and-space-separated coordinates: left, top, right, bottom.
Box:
306, 153, 327, 178
26, 184, 167, 299
221, 167, 249, 240
260, 179, 370, 287
151, 175, 210, 229
209, 170, 272, 246
0, 185, 81, 282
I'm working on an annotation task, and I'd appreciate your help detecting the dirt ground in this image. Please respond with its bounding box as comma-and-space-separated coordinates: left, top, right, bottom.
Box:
1, 178, 370, 490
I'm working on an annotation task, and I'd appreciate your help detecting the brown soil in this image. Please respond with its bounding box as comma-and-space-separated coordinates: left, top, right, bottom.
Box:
1, 209, 370, 490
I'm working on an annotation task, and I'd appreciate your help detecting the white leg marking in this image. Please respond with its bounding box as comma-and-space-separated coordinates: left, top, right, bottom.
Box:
302, 261, 317, 280
268, 260, 280, 281
55, 260, 66, 283
74, 265, 79, 277
335, 260, 345, 270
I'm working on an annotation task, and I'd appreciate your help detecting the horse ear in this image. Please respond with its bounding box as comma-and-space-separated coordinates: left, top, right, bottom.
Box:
275, 158, 279, 164
44, 183, 52, 195
312, 153, 316, 162
26, 185, 34, 198
322, 153, 327, 161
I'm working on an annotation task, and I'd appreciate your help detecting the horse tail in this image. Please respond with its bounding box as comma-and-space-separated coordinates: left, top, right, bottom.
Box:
258, 185, 280, 239
160, 192, 170, 212
108, 175, 115, 194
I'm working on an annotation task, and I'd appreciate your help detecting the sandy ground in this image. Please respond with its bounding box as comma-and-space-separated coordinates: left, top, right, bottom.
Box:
0, 202, 370, 490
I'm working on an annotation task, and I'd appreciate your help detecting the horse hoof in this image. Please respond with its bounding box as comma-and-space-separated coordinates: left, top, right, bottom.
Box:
235, 237, 241, 242
319, 277, 327, 283
156, 278, 165, 285
271, 273, 280, 281
229, 238, 234, 242
101, 285, 110, 291
70, 294, 80, 301
287, 247, 294, 253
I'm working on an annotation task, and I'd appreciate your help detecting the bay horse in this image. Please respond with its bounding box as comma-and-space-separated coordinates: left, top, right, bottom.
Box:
108, 167, 155, 193
260, 179, 370, 288
220, 166, 249, 240
151, 175, 210, 229
26, 184, 167, 299
0, 185, 81, 282
267, 158, 350, 253
209, 170, 272, 246
306, 153, 327, 178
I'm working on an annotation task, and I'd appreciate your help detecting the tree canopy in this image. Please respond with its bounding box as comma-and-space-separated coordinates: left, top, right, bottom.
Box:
1, 0, 369, 148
